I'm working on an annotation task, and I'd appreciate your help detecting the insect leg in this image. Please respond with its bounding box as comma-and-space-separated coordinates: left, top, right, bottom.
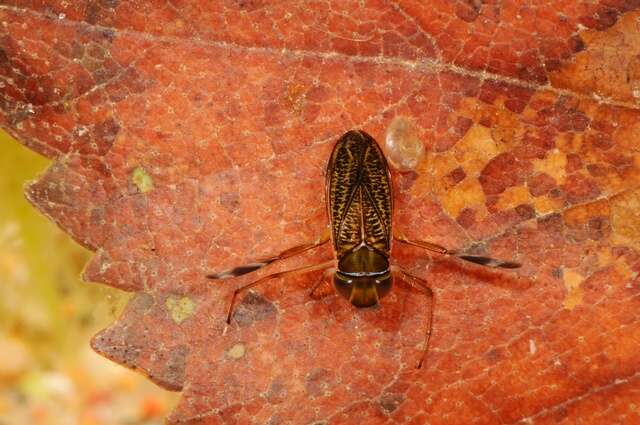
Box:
394, 234, 521, 269
392, 266, 434, 369
309, 267, 335, 298
206, 227, 331, 280
224, 260, 335, 324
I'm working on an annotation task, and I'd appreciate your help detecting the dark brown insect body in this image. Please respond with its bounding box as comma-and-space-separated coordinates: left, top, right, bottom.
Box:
207, 129, 521, 367
327, 131, 393, 307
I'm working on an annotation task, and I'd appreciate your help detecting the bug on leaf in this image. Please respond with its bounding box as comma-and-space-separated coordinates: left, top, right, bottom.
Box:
207, 130, 521, 367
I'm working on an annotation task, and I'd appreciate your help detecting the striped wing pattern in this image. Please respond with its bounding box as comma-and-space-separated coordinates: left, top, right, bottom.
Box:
327, 131, 392, 258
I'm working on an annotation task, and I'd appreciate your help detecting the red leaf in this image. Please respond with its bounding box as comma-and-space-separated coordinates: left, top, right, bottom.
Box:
2, 2, 640, 423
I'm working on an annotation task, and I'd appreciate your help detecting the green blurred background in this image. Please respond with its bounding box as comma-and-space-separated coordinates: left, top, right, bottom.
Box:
0, 130, 178, 425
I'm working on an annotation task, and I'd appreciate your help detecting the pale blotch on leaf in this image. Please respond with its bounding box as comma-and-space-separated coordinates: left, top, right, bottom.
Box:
227, 343, 246, 359
166, 296, 195, 324
562, 268, 584, 310
131, 166, 153, 193
626, 49, 640, 102
384, 116, 424, 172
611, 188, 640, 249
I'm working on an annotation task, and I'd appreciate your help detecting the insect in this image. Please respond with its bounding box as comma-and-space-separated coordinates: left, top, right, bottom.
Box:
207, 130, 521, 367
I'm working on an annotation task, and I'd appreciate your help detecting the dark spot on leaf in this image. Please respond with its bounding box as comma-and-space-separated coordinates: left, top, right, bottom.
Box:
587, 217, 610, 241
396, 171, 419, 191
305, 367, 333, 397
267, 414, 283, 425
553, 407, 570, 422
233, 0, 264, 11
592, 7, 619, 31
156, 345, 188, 391
455, 0, 483, 22
588, 132, 613, 151
550, 97, 591, 132
528, 173, 556, 197
479, 152, 528, 195
232, 291, 277, 327
220, 192, 240, 213
130, 292, 155, 312
265, 378, 287, 404
457, 208, 476, 229
485, 347, 503, 364
71, 41, 85, 59
515, 204, 535, 220
587, 164, 608, 178
108, 68, 153, 102
0, 48, 8, 65
569, 35, 586, 53
517, 129, 556, 160
545, 59, 561, 73
537, 213, 564, 233
446, 166, 467, 186
102, 29, 115, 42
562, 174, 601, 204
87, 117, 120, 155
86, 0, 119, 24
453, 116, 473, 138
379, 392, 405, 413
566, 153, 583, 173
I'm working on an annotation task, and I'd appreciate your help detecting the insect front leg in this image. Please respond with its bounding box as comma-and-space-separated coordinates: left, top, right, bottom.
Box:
394, 234, 521, 269
391, 266, 434, 369
206, 227, 331, 280
308, 267, 336, 298
223, 260, 336, 324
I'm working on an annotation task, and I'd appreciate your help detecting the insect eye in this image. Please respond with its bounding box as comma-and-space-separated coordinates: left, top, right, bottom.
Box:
333, 273, 353, 300
376, 274, 393, 300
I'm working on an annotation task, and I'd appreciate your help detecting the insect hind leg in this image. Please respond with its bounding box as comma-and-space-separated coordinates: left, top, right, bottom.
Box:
394, 234, 521, 269
391, 266, 434, 369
